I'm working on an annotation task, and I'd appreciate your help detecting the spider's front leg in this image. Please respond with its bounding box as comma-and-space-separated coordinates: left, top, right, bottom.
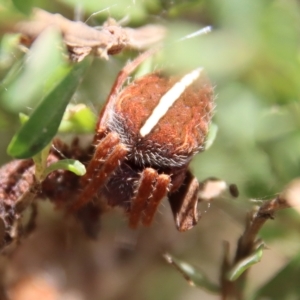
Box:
129, 168, 171, 228
70, 132, 127, 211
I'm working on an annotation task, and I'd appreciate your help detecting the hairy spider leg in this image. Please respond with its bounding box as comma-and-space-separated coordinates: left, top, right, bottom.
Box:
71, 132, 127, 211
168, 171, 200, 232
81, 132, 119, 186
129, 168, 157, 228
142, 174, 171, 226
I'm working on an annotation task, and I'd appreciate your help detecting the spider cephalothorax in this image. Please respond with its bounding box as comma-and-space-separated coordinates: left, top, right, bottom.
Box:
71, 50, 214, 231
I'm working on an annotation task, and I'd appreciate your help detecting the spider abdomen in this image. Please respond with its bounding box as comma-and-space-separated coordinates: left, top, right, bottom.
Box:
110, 71, 214, 167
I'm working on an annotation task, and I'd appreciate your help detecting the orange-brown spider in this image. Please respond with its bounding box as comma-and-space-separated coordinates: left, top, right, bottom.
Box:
71, 50, 214, 232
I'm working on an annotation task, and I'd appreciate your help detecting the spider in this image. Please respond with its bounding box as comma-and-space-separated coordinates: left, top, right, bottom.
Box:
71, 49, 214, 232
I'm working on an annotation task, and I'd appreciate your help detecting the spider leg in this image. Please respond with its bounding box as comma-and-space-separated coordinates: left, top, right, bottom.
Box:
142, 174, 171, 226
129, 169, 171, 228
168, 170, 199, 232
129, 168, 157, 228
81, 132, 119, 186
71, 132, 127, 211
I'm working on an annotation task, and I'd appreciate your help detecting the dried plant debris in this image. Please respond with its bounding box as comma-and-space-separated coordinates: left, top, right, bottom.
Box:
0, 159, 35, 249
0, 139, 97, 252
13, 8, 167, 61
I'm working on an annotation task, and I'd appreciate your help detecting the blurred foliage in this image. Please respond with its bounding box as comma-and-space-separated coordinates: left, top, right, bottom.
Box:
1, 0, 300, 299
254, 251, 300, 299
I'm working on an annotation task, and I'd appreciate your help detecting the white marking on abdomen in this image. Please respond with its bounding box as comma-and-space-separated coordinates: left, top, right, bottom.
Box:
139, 68, 203, 137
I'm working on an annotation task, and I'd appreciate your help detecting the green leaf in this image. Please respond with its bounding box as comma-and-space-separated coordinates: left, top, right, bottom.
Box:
227, 244, 264, 281
1, 28, 67, 113
18, 112, 50, 181
44, 159, 86, 177
7, 58, 91, 159
0, 56, 24, 93
20, 104, 96, 134
0, 34, 23, 69
59, 104, 96, 133
163, 253, 220, 293
18, 110, 86, 179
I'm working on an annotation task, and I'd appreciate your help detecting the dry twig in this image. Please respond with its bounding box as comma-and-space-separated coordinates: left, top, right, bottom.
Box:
13, 8, 166, 61
221, 188, 293, 299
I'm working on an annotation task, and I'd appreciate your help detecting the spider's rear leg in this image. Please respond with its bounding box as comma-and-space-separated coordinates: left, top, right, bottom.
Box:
129, 168, 170, 228
71, 132, 127, 211
168, 171, 200, 232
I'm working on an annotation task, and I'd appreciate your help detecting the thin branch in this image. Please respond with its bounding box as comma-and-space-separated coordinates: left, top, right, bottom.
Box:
11, 8, 166, 62
221, 192, 292, 299
237, 195, 290, 259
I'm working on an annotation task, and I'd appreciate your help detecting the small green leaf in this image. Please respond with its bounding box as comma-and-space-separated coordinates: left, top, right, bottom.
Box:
7, 58, 91, 159
227, 244, 264, 281
59, 104, 96, 133
163, 253, 220, 293
44, 159, 86, 177
205, 122, 218, 150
